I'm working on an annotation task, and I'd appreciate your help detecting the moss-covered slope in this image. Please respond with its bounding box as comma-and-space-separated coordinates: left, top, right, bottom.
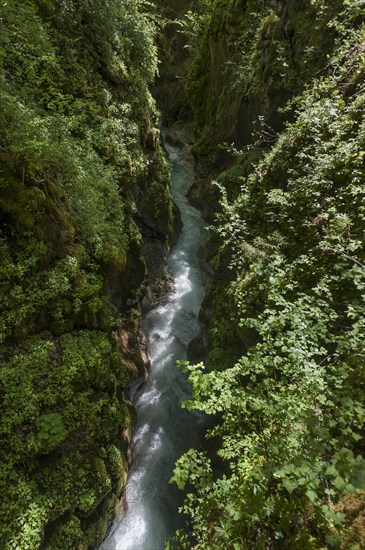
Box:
170, 1, 365, 548
187, 0, 343, 151
0, 1, 172, 548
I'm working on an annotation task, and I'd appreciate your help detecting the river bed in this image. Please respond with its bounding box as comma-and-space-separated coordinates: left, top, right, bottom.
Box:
99, 136, 207, 550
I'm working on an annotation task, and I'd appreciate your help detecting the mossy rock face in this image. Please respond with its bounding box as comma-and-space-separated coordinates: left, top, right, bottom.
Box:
138, 177, 171, 235
105, 240, 147, 314
0, 164, 76, 265
152, 0, 199, 122
0, 330, 133, 549
186, 0, 342, 151
137, 148, 172, 237
335, 490, 365, 549
0, 0, 173, 547
0, 175, 45, 229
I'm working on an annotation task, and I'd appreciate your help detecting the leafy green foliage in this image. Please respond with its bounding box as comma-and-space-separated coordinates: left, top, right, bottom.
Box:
185, 0, 344, 153
0, 330, 130, 549
171, 3, 365, 548
0, 0, 169, 547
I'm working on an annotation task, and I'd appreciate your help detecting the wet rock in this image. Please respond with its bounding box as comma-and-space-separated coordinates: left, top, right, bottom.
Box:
187, 335, 206, 363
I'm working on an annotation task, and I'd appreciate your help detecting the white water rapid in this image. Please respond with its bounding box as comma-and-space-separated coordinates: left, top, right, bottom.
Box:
100, 137, 207, 550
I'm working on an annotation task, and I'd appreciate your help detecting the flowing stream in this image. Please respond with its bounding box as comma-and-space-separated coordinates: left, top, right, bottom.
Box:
100, 136, 206, 549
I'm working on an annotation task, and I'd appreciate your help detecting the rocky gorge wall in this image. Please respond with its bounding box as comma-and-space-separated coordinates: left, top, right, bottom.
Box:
2, 0, 364, 547
159, 0, 364, 375
0, 1, 174, 548
184, 0, 344, 217
159, 0, 365, 548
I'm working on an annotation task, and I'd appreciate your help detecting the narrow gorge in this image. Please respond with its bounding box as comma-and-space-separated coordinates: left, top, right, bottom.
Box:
1, 1, 365, 549
100, 135, 206, 550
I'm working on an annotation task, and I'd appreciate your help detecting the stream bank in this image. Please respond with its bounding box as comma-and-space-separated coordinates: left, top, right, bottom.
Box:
99, 132, 207, 549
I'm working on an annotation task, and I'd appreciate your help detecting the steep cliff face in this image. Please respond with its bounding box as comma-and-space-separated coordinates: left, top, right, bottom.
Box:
0, 1, 172, 548
188, 0, 342, 150
151, 0, 195, 123
169, 1, 365, 548
183, 0, 345, 217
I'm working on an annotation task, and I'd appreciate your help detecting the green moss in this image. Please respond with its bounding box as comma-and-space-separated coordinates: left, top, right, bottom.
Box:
186, 30, 210, 130
175, 4, 365, 546
186, 0, 345, 152
0, 331, 130, 548
0, 0, 172, 546
137, 146, 173, 235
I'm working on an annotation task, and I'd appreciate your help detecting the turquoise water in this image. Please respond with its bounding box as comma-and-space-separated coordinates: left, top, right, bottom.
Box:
100, 137, 206, 550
